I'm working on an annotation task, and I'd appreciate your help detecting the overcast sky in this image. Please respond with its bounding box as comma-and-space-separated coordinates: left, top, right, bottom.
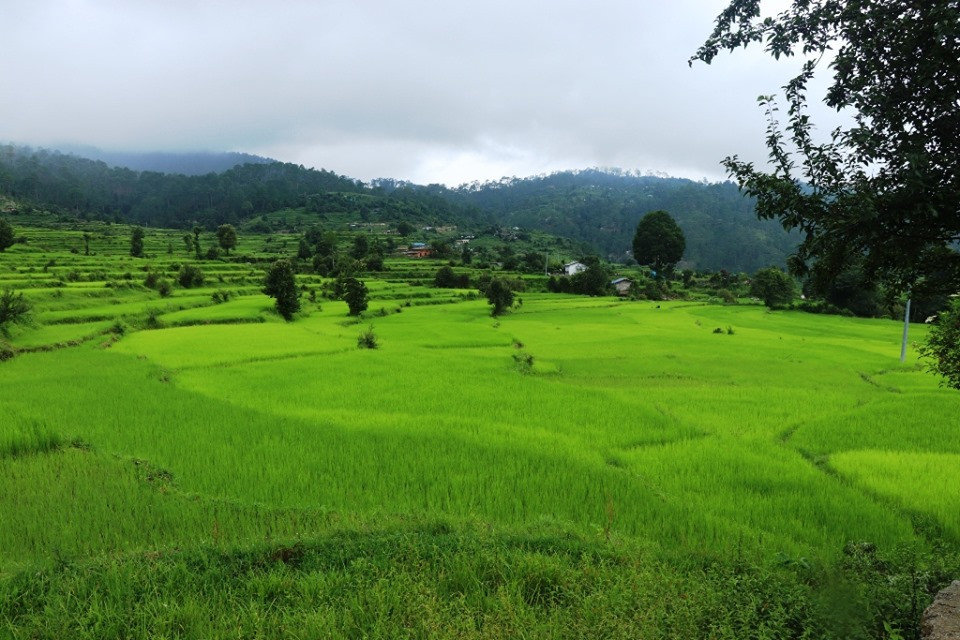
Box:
1, 0, 834, 186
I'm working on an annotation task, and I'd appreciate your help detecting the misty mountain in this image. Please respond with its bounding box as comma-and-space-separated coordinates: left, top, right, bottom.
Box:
54, 145, 274, 176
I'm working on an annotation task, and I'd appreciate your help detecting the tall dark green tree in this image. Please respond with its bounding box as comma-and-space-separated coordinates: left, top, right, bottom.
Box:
341, 277, 369, 316
482, 278, 515, 317
632, 210, 685, 274
216, 224, 237, 255
263, 259, 300, 321
0, 218, 15, 252
130, 226, 145, 257
692, 0, 960, 298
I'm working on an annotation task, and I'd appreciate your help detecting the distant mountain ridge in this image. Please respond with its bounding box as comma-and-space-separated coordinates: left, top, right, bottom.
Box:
0, 144, 797, 272
54, 146, 275, 176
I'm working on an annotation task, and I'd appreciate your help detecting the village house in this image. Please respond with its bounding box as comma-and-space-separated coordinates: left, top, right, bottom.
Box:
611, 277, 633, 296
563, 261, 586, 276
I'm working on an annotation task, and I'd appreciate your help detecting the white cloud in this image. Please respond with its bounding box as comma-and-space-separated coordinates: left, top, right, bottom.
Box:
0, 0, 845, 185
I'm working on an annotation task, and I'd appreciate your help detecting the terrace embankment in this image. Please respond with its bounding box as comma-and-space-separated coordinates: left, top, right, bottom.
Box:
923, 581, 960, 639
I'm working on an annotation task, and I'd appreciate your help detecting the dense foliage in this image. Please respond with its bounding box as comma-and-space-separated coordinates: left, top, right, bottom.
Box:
0, 218, 13, 251
263, 260, 301, 320
437, 170, 799, 271
482, 278, 515, 316
216, 224, 237, 255
750, 266, 797, 308
340, 277, 369, 316
920, 299, 960, 389
692, 0, 960, 299
129, 226, 145, 257
632, 209, 685, 273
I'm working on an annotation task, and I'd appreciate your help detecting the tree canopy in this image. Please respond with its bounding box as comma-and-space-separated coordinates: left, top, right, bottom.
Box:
0, 219, 14, 252
750, 266, 797, 308
692, 0, 960, 298
129, 226, 145, 258
216, 224, 237, 255
263, 260, 300, 321
632, 210, 685, 273
482, 278, 515, 317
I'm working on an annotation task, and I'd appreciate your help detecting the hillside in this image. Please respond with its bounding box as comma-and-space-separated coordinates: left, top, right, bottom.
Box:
452, 170, 800, 272
0, 145, 798, 272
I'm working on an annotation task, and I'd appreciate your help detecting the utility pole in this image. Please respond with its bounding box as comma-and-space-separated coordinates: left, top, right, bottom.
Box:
900, 297, 911, 362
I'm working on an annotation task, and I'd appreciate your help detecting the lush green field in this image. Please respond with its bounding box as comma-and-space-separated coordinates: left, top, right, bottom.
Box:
1, 224, 958, 638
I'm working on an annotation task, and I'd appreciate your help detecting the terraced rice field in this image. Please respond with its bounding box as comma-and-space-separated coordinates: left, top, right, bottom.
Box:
1, 224, 958, 638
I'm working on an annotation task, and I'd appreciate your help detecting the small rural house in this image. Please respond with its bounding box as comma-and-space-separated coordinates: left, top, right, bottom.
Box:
402, 242, 431, 258
563, 261, 586, 276
611, 277, 633, 296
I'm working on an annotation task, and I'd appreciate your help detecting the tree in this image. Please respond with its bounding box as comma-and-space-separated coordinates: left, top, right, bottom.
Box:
297, 237, 312, 260
192, 226, 203, 260
0, 288, 30, 337
750, 266, 796, 308
919, 299, 960, 389
130, 226, 145, 257
632, 210, 685, 274
482, 277, 515, 317
692, 0, 960, 299
0, 218, 15, 252
82, 232, 91, 256
396, 221, 413, 237
340, 276, 368, 316
569, 256, 613, 296
263, 259, 300, 320
216, 224, 237, 255
434, 265, 457, 288
350, 234, 369, 260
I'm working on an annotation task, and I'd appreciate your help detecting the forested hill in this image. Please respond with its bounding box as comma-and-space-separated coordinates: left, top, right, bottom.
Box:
429, 170, 799, 272
0, 145, 797, 271
0, 145, 475, 230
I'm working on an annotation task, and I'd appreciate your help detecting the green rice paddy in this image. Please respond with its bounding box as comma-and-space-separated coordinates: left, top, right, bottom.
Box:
1, 224, 958, 638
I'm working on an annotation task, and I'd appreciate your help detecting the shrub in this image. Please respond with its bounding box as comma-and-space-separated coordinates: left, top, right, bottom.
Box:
357, 325, 378, 349
0, 288, 30, 337
717, 288, 737, 304
178, 264, 205, 288
211, 289, 233, 304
